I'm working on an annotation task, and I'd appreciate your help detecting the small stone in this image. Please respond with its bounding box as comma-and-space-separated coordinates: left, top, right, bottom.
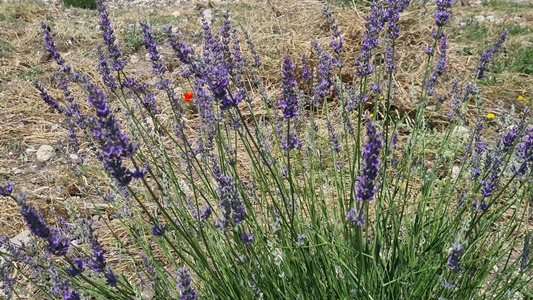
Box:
451, 166, 461, 179
473, 15, 485, 23
10, 230, 32, 246
36, 144, 55, 161
130, 54, 139, 64
171, 11, 181, 17
69, 154, 79, 161
25, 147, 37, 154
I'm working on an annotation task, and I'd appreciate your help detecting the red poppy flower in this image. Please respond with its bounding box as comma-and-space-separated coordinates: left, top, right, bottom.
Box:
183, 91, 194, 102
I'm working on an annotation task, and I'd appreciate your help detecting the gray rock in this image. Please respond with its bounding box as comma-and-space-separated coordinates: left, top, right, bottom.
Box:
36, 144, 55, 161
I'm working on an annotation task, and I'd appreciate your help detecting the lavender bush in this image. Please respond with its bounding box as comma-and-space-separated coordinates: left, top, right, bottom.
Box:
1, 0, 532, 299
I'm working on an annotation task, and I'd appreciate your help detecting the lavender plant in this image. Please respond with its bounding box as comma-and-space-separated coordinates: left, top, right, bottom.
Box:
1, 0, 533, 299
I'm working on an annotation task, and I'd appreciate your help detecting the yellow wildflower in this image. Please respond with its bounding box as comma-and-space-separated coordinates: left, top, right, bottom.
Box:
486, 113, 495, 119
370, 113, 374, 118
517, 95, 524, 101
379, 95, 384, 100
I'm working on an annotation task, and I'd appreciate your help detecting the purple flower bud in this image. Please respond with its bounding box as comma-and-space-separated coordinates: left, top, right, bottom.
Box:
346, 208, 366, 226
46, 228, 70, 256
152, 223, 166, 236
0, 182, 12, 197
240, 232, 254, 244
199, 205, 212, 220
67, 258, 85, 277
105, 271, 117, 287
447, 243, 463, 273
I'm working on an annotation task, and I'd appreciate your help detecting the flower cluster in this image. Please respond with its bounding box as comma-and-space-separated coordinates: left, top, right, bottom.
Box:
0, 182, 12, 197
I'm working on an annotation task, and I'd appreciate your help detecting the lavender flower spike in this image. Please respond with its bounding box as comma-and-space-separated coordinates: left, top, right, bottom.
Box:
40, 22, 64, 65
177, 267, 198, 300
426, 33, 448, 95
96, 0, 125, 71
434, 0, 452, 27
355, 116, 382, 202
474, 28, 508, 79
140, 20, 167, 76
19, 202, 52, 239
278, 55, 298, 119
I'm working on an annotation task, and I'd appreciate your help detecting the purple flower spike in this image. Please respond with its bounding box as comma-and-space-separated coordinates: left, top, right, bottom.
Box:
105, 271, 117, 287
140, 20, 167, 76
89, 233, 107, 273
40, 22, 64, 65
20, 203, 51, 239
177, 267, 198, 300
33, 81, 62, 112
355, 116, 382, 202
323, 5, 344, 67
212, 160, 246, 228
96, 0, 125, 71
434, 0, 452, 27
96, 46, 118, 91
426, 33, 448, 95
474, 28, 508, 79
355, 2, 385, 77
301, 54, 311, 82
278, 55, 298, 119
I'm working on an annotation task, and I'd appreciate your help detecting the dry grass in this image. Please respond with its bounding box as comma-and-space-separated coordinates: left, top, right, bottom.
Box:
0, 0, 532, 242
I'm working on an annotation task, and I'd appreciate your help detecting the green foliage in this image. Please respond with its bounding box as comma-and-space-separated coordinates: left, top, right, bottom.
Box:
19, 67, 43, 78
1, 2, 533, 300
61, 0, 96, 10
